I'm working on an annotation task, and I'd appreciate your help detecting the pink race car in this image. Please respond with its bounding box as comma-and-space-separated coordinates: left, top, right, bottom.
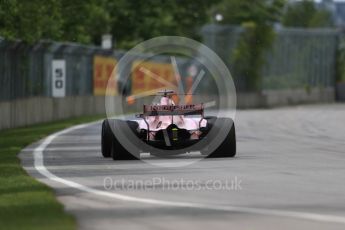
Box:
101, 90, 236, 160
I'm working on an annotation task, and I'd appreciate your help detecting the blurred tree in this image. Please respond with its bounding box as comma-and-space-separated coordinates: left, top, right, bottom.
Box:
107, 0, 217, 49
60, 0, 111, 44
282, 0, 333, 28
0, 0, 216, 46
0, 0, 63, 42
212, 0, 286, 91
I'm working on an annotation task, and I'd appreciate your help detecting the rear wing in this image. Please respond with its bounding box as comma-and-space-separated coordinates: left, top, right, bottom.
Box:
141, 104, 204, 117
137, 104, 204, 140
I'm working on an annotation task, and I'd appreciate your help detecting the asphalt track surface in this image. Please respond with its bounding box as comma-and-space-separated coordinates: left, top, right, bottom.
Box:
20, 104, 345, 230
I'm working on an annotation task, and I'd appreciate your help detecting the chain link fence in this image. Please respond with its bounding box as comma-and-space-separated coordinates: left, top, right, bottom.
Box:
201, 24, 339, 91
0, 39, 125, 101
0, 26, 340, 102
0, 38, 218, 102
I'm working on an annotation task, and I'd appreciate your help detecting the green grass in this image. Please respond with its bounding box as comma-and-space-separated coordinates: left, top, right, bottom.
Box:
0, 115, 104, 230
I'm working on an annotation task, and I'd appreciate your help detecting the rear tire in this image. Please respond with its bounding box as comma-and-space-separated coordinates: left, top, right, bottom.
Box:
108, 119, 140, 160
203, 118, 236, 158
101, 120, 112, 158
101, 119, 139, 160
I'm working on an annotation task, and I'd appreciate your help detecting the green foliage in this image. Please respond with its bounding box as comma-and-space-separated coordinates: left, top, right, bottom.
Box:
0, 0, 216, 47
107, 0, 217, 49
60, 0, 111, 44
336, 37, 345, 82
233, 22, 276, 90
0, 115, 103, 230
0, 0, 63, 42
212, 0, 285, 91
282, 0, 333, 28
212, 0, 285, 25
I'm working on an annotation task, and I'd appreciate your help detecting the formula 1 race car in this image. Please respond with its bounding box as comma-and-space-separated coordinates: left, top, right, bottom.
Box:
101, 90, 236, 160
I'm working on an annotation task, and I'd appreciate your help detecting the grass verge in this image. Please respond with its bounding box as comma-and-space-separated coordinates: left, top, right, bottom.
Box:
0, 115, 104, 230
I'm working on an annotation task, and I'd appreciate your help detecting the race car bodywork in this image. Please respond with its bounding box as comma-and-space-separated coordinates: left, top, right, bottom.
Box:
101, 91, 236, 160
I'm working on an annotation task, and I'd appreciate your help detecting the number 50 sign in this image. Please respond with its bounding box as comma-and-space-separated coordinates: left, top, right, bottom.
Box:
52, 60, 66, 98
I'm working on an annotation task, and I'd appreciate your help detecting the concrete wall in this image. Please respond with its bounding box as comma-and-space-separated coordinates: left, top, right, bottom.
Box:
0, 87, 335, 130
0, 96, 107, 130
262, 87, 335, 108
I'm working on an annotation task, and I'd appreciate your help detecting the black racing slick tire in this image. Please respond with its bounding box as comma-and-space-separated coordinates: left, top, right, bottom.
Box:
203, 117, 236, 158
101, 119, 112, 158
102, 119, 140, 160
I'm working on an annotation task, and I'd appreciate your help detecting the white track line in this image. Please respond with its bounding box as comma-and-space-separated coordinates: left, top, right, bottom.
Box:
24, 146, 100, 152
32, 122, 345, 225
